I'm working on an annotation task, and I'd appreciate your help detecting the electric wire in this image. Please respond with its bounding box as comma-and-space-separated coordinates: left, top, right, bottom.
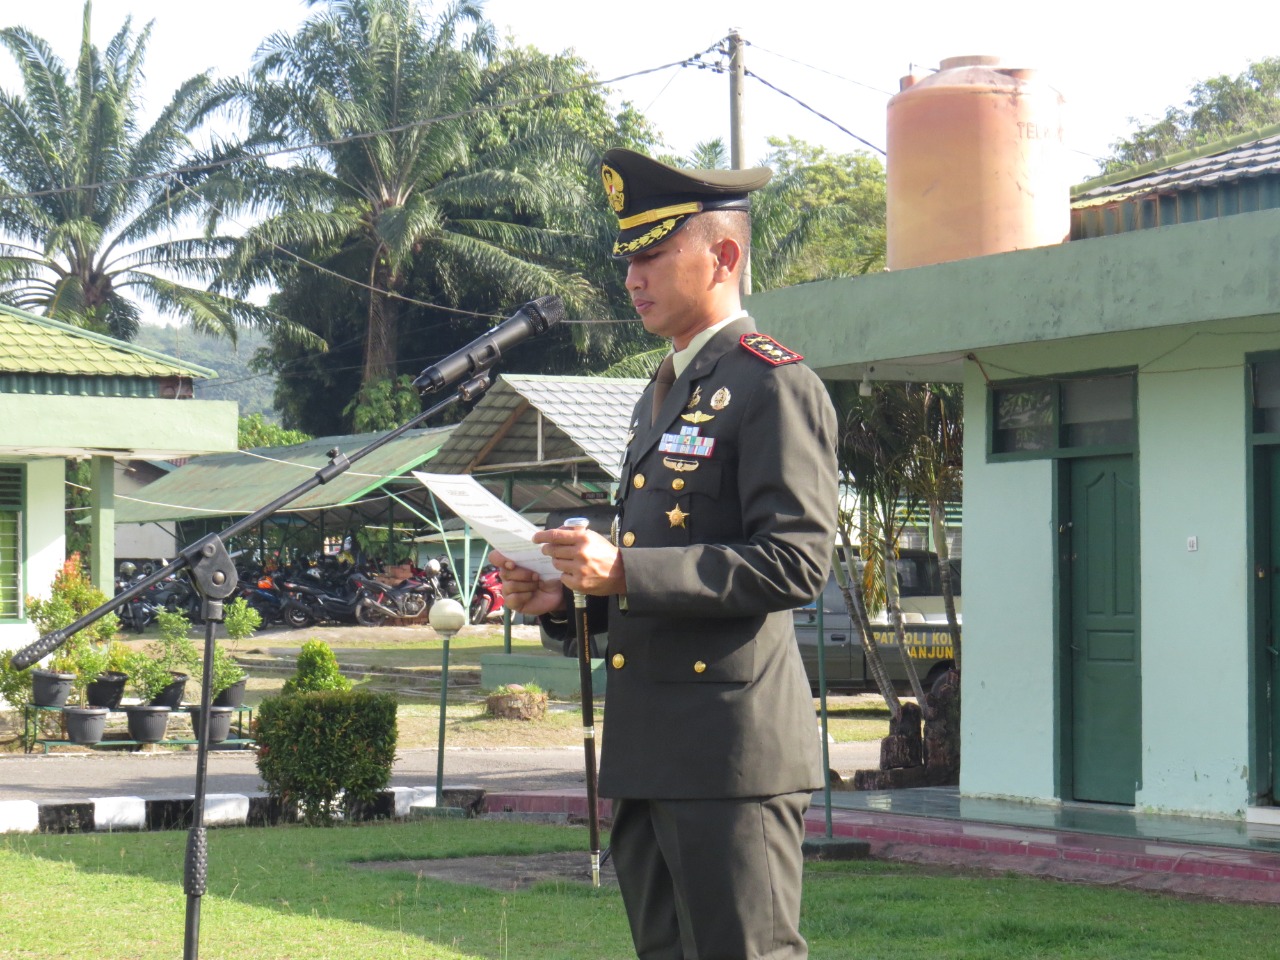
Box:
743, 40, 894, 97
744, 68, 885, 156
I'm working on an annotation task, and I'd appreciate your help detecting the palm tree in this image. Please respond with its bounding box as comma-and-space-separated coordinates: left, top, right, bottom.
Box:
218, 0, 607, 416
0, 3, 279, 340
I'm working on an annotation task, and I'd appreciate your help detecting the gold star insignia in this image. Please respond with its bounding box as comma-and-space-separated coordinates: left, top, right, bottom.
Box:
666, 504, 689, 528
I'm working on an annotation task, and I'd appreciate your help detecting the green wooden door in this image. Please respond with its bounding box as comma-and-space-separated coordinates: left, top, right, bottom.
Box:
1266, 448, 1280, 799
1067, 456, 1140, 805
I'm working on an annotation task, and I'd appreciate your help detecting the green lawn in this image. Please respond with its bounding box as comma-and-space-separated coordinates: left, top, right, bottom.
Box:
2, 820, 1278, 959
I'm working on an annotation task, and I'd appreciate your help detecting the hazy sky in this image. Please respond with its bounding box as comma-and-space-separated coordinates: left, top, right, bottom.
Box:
5, 0, 1280, 183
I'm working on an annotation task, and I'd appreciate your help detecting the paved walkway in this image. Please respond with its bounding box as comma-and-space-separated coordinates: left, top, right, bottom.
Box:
0, 742, 881, 803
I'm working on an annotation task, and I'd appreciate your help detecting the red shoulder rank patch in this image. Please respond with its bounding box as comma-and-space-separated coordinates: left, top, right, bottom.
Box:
739, 333, 803, 366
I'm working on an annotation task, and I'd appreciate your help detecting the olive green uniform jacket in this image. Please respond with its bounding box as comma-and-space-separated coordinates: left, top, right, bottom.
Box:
568, 315, 838, 801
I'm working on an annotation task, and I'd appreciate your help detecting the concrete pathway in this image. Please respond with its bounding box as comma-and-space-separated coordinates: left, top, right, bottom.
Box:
0, 742, 881, 804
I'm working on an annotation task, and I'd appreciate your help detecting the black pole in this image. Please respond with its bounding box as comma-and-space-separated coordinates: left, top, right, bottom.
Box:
10, 372, 495, 960
564, 517, 601, 887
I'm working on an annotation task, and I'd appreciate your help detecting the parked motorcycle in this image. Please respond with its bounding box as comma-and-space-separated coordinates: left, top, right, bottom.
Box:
469, 564, 505, 624
352, 571, 434, 627
115, 563, 160, 632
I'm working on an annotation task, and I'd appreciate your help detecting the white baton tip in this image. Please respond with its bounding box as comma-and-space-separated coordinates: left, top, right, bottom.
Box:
563, 517, 590, 529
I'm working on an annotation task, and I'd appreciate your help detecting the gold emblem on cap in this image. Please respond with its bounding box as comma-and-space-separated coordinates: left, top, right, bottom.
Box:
711, 387, 731, 410
611, 653, 626, 669
681, 410, 714, 424
622, 531, 636, 547
693, 660, 707, 674
672, 478, 685, 491
602, 164, 625, 213
633, 474, 645, 489
666, 504, 689, 528
663, 457, 699, 472
687, 386, 702, 409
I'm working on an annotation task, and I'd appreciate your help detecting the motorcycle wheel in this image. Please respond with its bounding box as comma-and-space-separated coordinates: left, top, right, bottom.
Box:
285, 605, 314, 629
402, 594, 428, 619
355, 601, 387, 628
469, 593, 492, 625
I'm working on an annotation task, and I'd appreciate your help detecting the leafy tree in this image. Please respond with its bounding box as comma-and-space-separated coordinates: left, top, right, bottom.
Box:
761, 136, 886, 282
0, 2, 292, 341
1102, 57, 1280, 174
237, 413, 310, 450
217, 0, 641, 433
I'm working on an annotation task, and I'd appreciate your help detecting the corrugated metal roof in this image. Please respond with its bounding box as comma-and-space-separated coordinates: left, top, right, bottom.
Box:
114, 425, 454, 524
1074, 133, 1280, 205
429, 374, 647, 480
0, 304, 217, 379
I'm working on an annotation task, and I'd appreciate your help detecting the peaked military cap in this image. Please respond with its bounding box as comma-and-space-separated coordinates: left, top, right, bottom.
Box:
601, 148, 771, 258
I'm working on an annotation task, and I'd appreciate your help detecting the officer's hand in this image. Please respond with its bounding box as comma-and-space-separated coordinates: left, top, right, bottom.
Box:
488, 549, 566, 617
533, 528, 626, 596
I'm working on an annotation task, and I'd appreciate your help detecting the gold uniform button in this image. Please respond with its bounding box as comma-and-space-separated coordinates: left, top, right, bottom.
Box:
672, 478, 685, 491
611, 653, 626, 669
622, 531, 636, 547
693, 660, 707, 674
633, 474, 645, 489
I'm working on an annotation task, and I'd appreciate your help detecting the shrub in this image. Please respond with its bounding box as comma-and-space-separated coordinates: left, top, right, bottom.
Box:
209, 646, 246, 697
254, 690, 398, 825
223, 596, 262, 642
123, 648, 175, 703
154, 610, 199, 673
282, 640, 351, 695
25, 553, 121, 702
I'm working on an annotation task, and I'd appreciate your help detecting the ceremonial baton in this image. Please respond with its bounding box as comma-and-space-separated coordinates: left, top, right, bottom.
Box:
563, 516, 601, 887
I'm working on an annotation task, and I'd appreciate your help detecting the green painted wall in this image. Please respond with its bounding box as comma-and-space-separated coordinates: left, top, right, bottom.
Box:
748, 207, 1280, 382
962, 316, 1280, 817
959, 364, 1060, 802
0, 458, 65, 647
0, 396, 237, 457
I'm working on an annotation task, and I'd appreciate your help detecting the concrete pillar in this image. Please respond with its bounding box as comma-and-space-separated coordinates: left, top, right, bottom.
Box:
89, 456, 115, 595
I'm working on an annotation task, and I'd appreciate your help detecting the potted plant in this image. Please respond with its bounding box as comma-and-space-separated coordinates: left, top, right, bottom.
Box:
122, 650, 175, 742
210, 646, 248, 708
187, 704, 235, 743
84, 641, 131, 709
26, 554, 121, 708
208, 597, 257, 708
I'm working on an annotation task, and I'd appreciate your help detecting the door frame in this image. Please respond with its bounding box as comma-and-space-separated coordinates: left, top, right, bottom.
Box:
1054, 453, 1141, 803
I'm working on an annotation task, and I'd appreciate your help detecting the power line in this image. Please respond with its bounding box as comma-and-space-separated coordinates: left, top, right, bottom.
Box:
744, 68, 885, 156
743, 41, 895, 97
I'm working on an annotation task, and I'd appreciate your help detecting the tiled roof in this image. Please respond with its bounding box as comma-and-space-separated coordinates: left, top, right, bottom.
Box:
0, 304, 216, 378
1074, 133, 1280, 207
428, 374, 647, 480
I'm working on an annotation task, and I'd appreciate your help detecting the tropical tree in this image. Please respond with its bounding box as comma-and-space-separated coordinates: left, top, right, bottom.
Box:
217, 0, 636, 431
1101, 57, 1280, 174
902, 383, 963, 668
0, 2, 282, 341
829, 380, 931, 710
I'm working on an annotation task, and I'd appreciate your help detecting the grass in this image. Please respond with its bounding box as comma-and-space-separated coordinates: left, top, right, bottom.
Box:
2, 819, 1279, 959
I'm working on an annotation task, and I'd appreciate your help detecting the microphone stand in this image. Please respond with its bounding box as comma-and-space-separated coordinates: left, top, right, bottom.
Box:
11, 372, 495, 960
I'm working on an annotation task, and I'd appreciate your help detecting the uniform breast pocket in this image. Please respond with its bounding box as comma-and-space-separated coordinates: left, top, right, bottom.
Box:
660, 460, 722, 498
647, 618, 759, 684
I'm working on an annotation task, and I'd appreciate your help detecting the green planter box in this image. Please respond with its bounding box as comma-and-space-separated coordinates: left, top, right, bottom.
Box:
480, 653, 605, 698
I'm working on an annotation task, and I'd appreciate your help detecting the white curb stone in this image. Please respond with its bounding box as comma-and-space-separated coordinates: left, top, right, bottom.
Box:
0, 799, 40, 833
91, 796, 147, 832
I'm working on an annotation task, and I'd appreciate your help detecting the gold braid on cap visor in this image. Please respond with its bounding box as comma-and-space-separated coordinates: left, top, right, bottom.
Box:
613, 217, 681, 256
616, 201, 703, 229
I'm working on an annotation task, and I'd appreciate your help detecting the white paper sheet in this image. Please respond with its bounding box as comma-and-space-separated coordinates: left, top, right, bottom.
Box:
413, 472, 560, 579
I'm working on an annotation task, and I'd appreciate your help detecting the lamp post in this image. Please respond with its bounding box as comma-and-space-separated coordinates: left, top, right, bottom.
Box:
429, 598, 466, 807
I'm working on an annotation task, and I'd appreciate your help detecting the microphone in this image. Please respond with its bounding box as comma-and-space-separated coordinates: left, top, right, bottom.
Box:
412, 295, 565, 393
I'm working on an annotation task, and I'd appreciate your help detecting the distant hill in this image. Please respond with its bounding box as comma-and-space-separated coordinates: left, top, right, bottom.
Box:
134, 325, 279, 421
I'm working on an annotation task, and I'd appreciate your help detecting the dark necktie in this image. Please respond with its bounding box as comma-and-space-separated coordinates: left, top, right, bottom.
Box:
651, 353, 677, 425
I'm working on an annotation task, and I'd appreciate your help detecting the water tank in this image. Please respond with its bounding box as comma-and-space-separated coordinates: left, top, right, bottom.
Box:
886, 55, 1069, 271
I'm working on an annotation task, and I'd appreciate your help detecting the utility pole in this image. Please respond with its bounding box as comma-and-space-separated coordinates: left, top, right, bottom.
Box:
727, 28, 752, 296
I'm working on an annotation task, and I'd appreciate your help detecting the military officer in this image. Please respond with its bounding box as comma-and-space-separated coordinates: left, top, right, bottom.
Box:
492, 148, 838, 960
